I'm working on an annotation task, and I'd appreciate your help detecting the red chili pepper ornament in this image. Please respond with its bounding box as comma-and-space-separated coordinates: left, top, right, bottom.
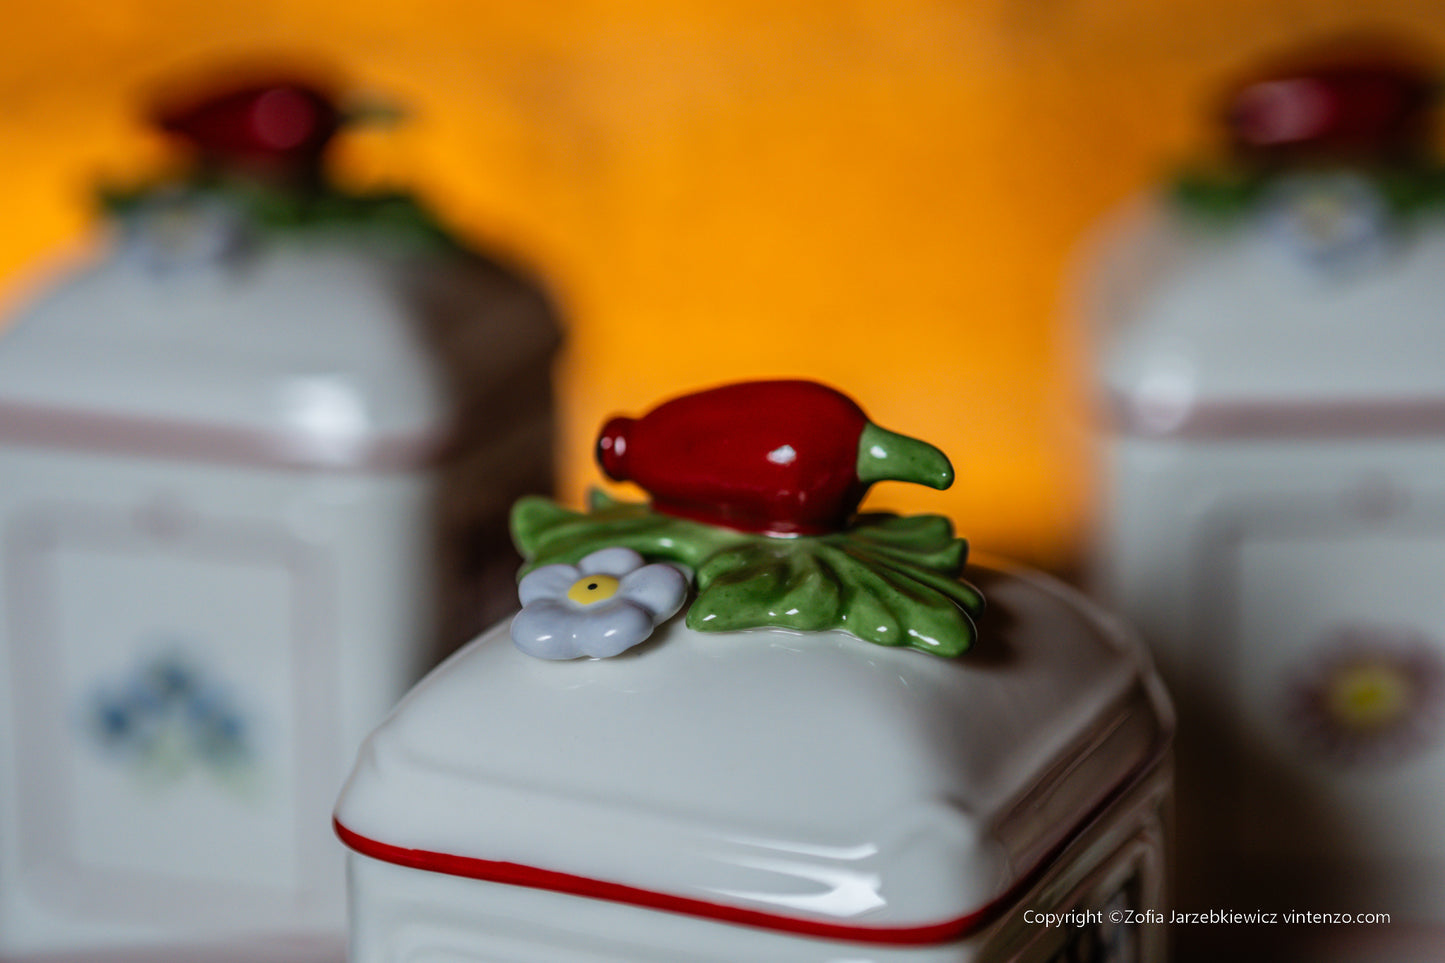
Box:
596, 380, 953, 536
152, 79, 344, 184
1223, 40, 1438, 167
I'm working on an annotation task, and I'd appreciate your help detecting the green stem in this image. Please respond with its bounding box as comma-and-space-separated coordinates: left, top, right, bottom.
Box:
855, 423, 954, 490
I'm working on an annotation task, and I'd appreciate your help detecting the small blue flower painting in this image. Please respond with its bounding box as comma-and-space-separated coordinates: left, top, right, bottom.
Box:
84, 649, 256, 792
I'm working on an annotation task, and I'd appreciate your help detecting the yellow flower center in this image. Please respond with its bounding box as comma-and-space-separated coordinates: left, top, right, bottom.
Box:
1326, 664, 1410, 730
567, 574, 620, 606
1299, 193, 1350, 241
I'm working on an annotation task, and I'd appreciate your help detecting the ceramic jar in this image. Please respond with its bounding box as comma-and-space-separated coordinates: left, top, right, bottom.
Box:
1089, 41, 1445, 959
0, 78, 559, 961
336, 381, 1173, 962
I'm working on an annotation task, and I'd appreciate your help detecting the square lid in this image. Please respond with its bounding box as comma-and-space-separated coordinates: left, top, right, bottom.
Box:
334, 563, 1172, 945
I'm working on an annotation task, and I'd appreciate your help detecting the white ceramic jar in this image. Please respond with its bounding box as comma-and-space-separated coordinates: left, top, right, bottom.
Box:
0, 80, 559, 962
336, 381, 1173, 963
1089, 47, 1445, 960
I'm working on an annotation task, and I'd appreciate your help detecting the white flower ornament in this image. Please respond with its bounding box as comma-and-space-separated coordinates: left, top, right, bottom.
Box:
123, 191, 247, 274
1262, 172, 1390, 274
510, 547, 689, 660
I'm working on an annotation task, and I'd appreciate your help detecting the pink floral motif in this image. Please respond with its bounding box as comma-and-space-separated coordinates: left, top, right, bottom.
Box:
1285, 626, 1445, 768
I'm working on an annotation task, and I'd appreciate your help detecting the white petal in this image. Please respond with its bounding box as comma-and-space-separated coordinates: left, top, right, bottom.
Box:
518, 564, 581, 606
510, 597, 661, 661
618, 564, 688, 622
510, 600, 586, 660
578, 546, 645, 578
581, 602, 656, 658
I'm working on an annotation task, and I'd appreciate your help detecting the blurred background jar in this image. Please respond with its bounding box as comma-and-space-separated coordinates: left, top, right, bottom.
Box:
1088, 37, 1445, 962
0, 69, 559, 961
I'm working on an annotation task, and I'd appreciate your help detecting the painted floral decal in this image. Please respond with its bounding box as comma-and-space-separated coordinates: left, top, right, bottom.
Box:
86, 650, 255, 791
1284, 626, 1445, 768
1261, 173, 1391, 272
510, 546, 688, 660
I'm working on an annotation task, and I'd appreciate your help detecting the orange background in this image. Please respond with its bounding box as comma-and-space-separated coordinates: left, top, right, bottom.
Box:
3, 1, 1444, 571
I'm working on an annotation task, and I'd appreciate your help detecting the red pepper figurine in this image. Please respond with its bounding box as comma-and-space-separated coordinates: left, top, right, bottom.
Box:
596, 380, 953, 536
1224, 41, 1437, 166
152, 80, 343, 183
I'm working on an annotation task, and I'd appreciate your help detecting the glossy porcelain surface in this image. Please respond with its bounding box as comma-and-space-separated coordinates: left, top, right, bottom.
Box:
0, 241, 447, 468
1092, 198, 1445, 438
335, 562, 1171, 937
345, 758, 1170, 962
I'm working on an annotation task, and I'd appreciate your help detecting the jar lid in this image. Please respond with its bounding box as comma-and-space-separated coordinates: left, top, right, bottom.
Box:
1094, 198, 1445, 439
335, 382, 1172, 943
0, 250, 450, 470
334, 563, 1169, 942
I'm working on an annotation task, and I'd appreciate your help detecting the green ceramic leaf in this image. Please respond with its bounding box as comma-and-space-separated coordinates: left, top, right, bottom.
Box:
844, 513, 968, 574
1170, 163, 1445, 224
687, 535, 980, 656
97, 179, 463, 254
512, 494, 747, 572
1375, 165, 1445, 217
1170, 168, 1267, 221
510, 494, 984, 658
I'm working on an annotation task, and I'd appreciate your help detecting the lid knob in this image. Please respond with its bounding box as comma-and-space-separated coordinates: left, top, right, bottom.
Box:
152, 79, 344, 183
1224, 41, 1437, 166
594, 380, 952, 536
